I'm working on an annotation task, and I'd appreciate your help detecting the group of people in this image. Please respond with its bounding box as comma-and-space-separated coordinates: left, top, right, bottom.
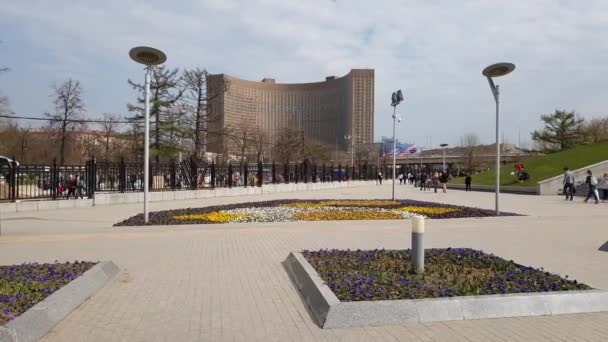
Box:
562, 167, 608, 204
57, 174, 86, 199
383, 171, 452, 193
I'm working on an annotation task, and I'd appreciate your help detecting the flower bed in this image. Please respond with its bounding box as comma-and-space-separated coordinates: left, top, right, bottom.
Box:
115, 199, 519, 226
302, 248, 590, 301
0, 261, 96, 325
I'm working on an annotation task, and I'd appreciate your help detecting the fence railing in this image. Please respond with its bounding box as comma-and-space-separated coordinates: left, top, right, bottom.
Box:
1, 157, 404, 202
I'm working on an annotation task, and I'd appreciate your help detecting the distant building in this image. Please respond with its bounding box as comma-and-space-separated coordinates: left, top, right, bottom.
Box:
207, 69, 375, 158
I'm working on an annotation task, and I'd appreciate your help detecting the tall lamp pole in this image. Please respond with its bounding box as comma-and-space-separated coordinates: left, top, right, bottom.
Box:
440, 143, 448, 171
391, 90, 404, 201
129, 46, 167, 224
482, 62, 515, 216
344, 135, 354, 167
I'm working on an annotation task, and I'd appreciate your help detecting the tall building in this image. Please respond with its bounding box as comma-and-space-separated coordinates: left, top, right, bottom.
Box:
207, 69, 374, 158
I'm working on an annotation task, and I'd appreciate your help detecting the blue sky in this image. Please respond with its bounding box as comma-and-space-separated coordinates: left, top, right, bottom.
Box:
1, 0, 607, 149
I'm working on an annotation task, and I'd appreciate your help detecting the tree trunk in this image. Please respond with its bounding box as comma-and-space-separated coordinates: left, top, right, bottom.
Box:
60, 131, 66, 165
194, 89, 203, 161
155, 107, 160, 164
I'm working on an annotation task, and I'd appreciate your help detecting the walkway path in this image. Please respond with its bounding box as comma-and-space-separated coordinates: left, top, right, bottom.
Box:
1, 184, 607, 341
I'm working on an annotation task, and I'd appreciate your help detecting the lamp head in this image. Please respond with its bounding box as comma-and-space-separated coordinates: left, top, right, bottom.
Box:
129, 46, 167, 66
482, 63, 515, 78
396, 90, 404, 102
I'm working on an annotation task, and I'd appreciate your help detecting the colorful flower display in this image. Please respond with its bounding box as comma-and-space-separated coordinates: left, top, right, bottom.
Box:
302, 248, 591, 301
397, 206, 461, 215
282, 200, 402, 208
116, 199, 518, 226
0, 261, 96, 325
293, 210, 405, 221
173, 212, 251, 223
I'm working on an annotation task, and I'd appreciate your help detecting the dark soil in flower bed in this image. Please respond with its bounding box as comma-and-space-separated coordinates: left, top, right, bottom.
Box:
0, 261, 97, 325
302, 248, 590, 301
114, 199, 519, 226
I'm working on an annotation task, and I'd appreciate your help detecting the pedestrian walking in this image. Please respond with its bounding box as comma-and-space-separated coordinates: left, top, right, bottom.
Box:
440, 170, 449, 193
599, 173, 608, 201
562, 167, 575, 201
420, 173, 427, 191
66, 175, 77, 199
584, 170, 599, 204
432, 172, 439, 193
465, 174, 472, 192
377, 172, 383, 185
399, 173, 404, 184
77, 176, 85, 199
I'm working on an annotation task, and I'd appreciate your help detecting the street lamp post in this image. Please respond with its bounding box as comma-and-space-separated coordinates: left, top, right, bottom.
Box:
482, 62, 516, 216
440, 143, 448, 171
391, 90, 404, 201
344, 134, 354, 167
129, 46, 167, 224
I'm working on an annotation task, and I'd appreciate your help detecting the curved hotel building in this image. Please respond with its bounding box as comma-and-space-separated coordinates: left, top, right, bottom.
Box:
207, 69, 374, 157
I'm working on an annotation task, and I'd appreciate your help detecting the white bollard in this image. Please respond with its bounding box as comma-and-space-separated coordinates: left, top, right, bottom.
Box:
411, 215, 425, 273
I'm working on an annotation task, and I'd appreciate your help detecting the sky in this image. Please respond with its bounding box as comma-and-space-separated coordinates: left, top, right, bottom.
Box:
1, 0, 607, 149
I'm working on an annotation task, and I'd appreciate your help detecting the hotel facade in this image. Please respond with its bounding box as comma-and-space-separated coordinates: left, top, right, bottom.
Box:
207, 69, 374, 158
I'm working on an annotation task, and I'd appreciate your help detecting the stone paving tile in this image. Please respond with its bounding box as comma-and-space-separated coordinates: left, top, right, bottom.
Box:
0, 184, 606, 341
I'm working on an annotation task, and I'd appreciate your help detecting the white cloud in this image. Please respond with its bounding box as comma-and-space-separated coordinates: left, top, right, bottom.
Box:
0, 0, 607, 146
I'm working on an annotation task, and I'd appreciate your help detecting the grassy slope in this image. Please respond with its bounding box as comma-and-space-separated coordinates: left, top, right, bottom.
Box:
452, 141, 608, 187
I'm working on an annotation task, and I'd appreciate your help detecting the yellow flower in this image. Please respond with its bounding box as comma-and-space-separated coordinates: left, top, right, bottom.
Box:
293, 210, 404, 221
173, 212, 250, 223
397, 206, 461, 215
282, 200, 401, 208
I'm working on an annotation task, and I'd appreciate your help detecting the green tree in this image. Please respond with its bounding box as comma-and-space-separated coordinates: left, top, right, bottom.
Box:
127, 66, 184, 163
531, 110, 584, 151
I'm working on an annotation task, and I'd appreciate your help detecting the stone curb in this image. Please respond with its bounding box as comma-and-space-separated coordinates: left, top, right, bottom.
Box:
284, 252, 608, 328
0, 261, 119, 342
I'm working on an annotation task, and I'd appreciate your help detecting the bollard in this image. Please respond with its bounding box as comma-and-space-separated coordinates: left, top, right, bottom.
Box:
411, 215, 425, 273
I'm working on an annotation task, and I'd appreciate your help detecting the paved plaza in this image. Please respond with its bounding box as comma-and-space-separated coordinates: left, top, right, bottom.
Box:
1, 184, 607, 341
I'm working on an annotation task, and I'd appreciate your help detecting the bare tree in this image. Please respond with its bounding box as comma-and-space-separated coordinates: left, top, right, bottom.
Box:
45, 79, 86, 165
97, 113, 122, 160
581, 117, 608, 144
303, 144, 330, 163
461, 133, 480, 172
251, 128, 268, 163
0, 41, 8, 74
0, 43, 12, 125
228, 121, 253, 168
274, 128, 304, 163
182, 68, 229, 162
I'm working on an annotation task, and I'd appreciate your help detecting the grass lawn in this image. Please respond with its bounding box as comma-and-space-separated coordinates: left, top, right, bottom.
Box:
452, 140, 608, 187
303, 248, 590, 301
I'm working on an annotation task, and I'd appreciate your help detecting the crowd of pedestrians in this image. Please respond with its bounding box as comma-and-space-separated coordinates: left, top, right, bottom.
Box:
385, 170, 453, 193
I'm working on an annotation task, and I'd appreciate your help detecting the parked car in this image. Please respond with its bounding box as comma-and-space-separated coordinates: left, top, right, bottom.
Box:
0, 156, 19, 180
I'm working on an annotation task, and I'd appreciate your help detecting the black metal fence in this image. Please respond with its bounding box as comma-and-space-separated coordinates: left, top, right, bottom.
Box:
0, 157, 395, 202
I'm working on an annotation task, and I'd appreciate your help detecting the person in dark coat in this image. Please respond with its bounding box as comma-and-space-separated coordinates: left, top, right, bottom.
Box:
420, 173, 427, 191
584, 170, 599, 204
464, 174, 472, 192
440, 171, 449, 193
